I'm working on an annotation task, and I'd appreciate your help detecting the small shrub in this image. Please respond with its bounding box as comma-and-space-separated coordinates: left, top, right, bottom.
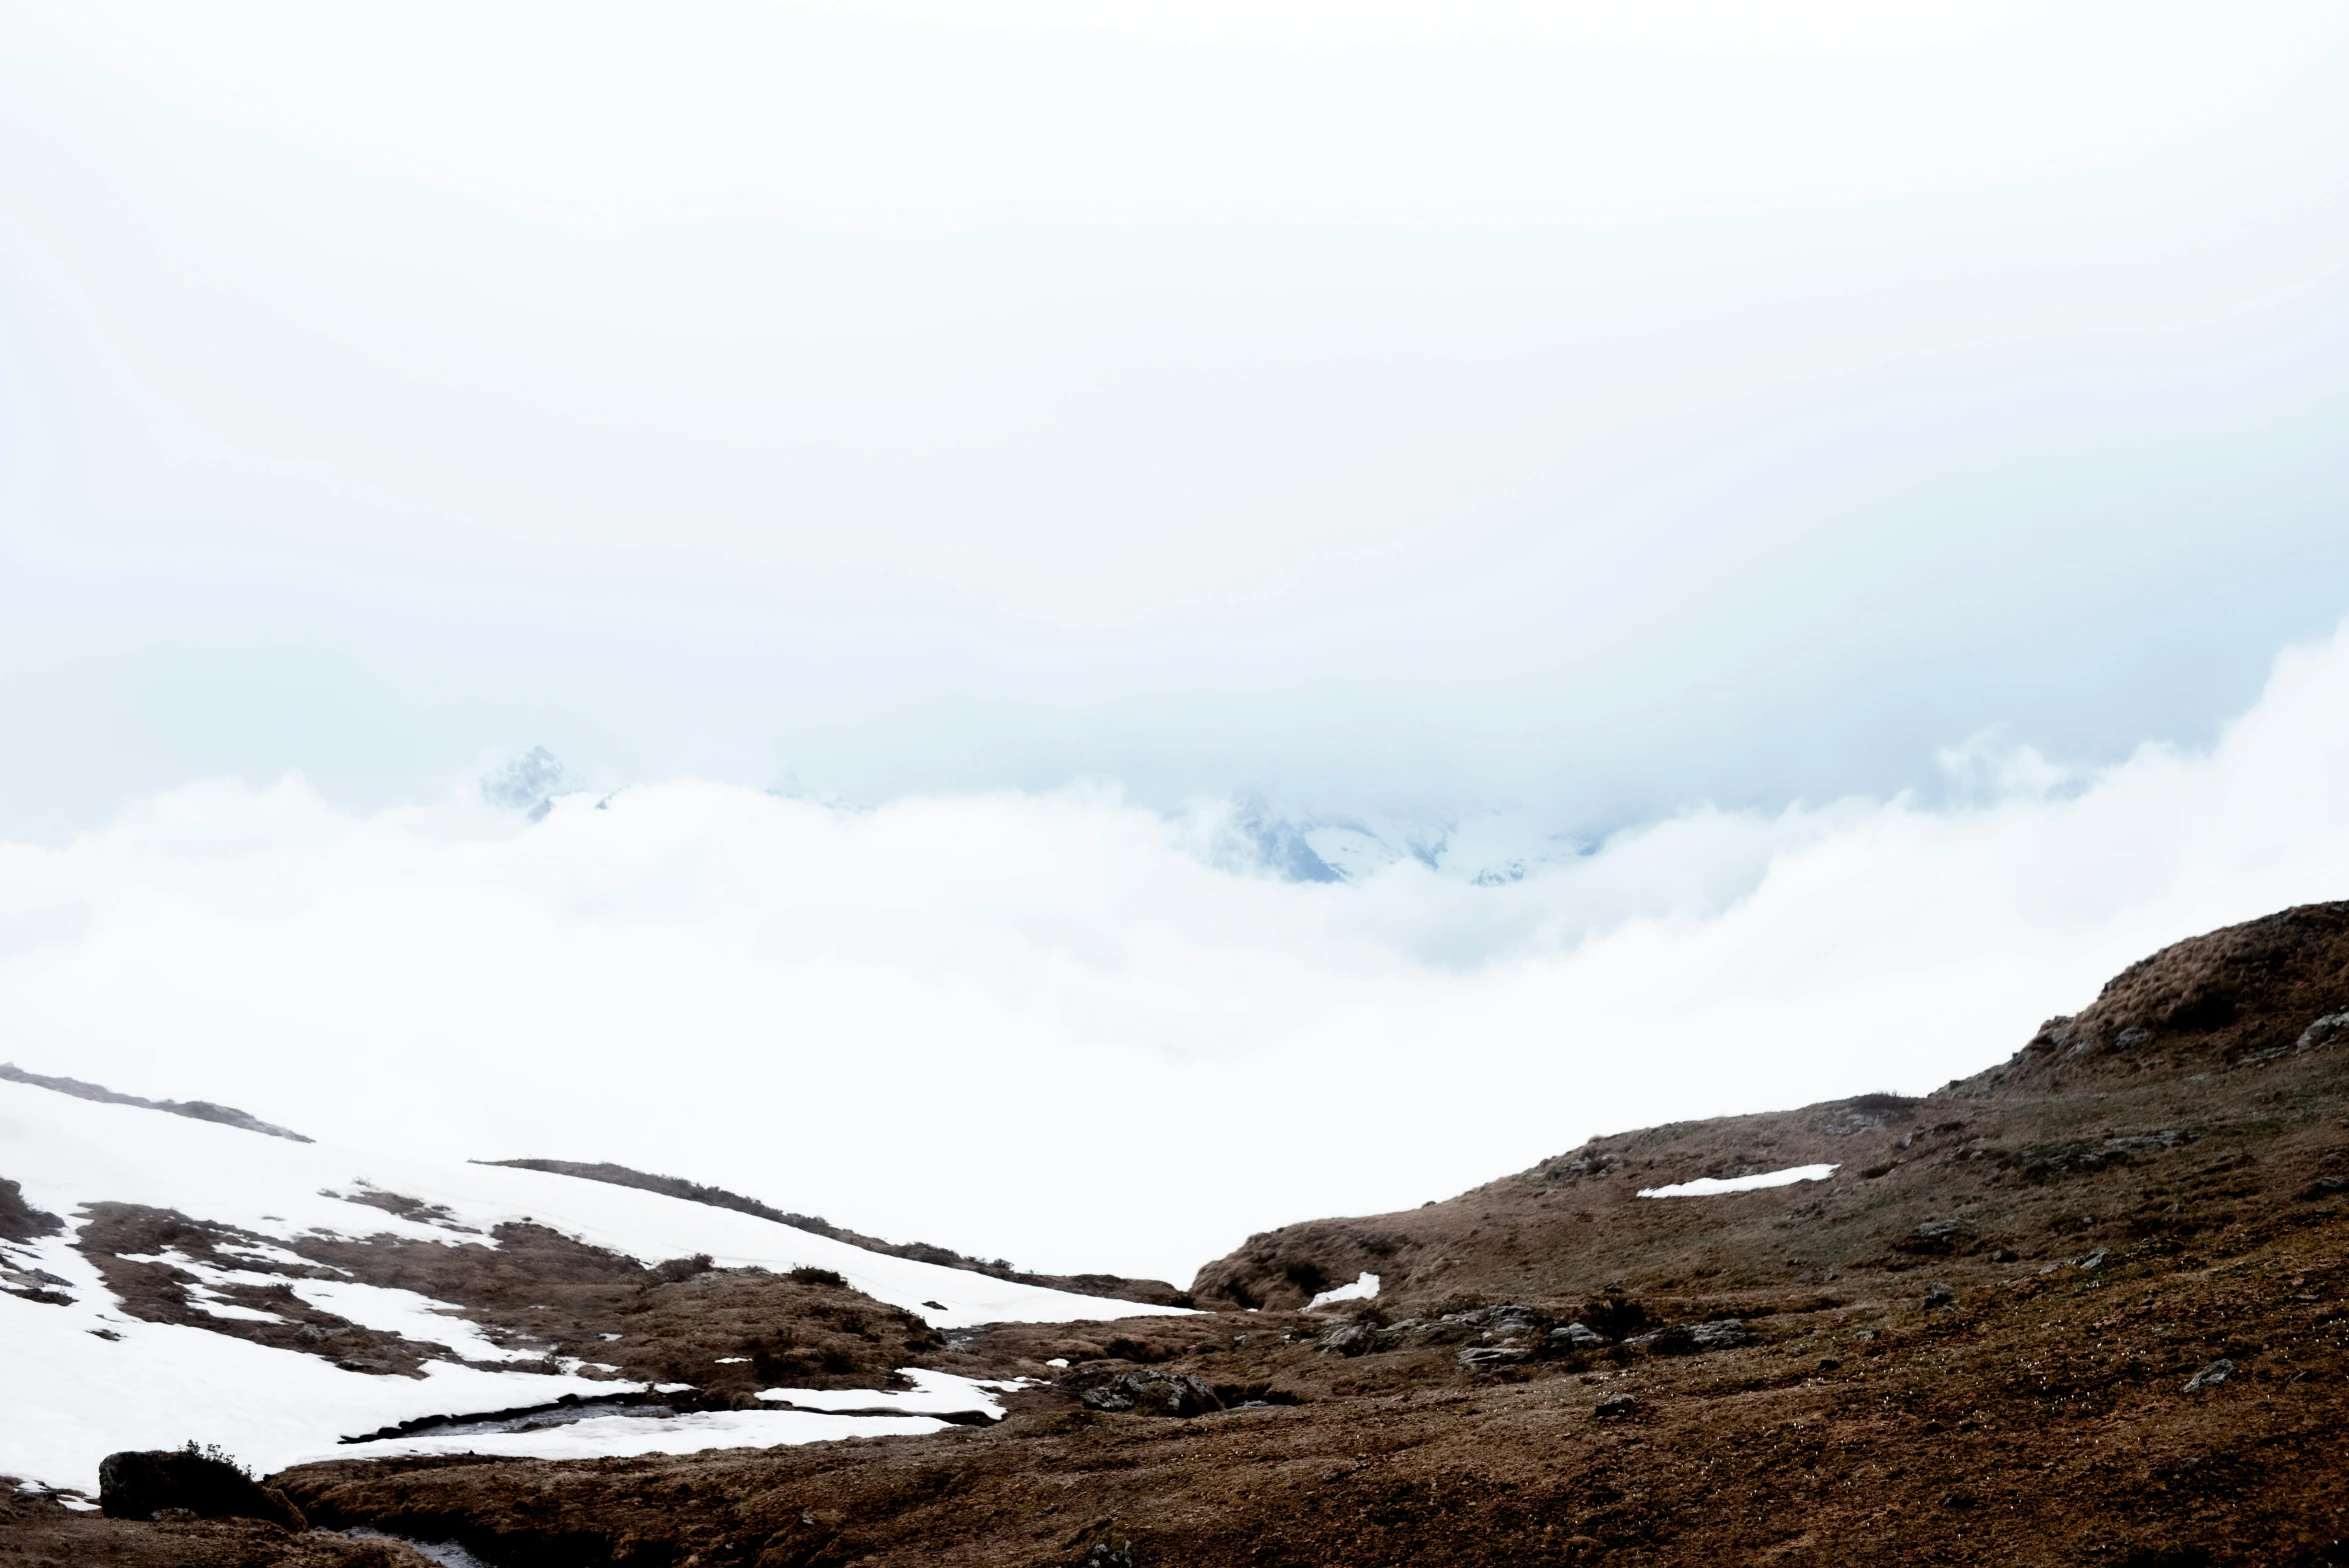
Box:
180, 1440, 252, 1479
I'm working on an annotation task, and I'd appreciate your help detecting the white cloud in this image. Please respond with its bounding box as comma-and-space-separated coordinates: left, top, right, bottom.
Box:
3, 622, 2346, 1282
4, 1, 2344, 620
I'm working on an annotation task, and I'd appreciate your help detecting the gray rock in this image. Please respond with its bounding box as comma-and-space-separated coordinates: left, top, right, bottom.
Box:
1688, 1319, 1749, 1349
1627, 1319, 1747, 1354
2297, 1012, 2349, 1053
1551, 1322, 1608, 1349
2074, 1247, 2111, 1272
1593, 1394, 1639, 1420
1079, 1372, 1222, 1417
2183, 1358, 2235, 1393
1319, 1321, 1374, 1357
1922, 1282, 1957, 1310
1457, 1345, 1533, 1369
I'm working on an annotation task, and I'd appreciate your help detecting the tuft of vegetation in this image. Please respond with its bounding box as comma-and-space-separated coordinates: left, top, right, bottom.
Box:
180, 1440, 252, 1480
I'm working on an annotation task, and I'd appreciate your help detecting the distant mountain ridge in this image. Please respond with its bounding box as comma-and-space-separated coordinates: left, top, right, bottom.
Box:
480, 1159, 1189, 1307
0, 1062, 311, 1143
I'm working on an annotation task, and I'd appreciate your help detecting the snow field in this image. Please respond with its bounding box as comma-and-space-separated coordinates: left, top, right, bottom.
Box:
0, 1079, 1183, 1492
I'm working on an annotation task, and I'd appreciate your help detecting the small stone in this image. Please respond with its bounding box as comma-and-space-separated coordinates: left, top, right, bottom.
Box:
1551, 1322, 1607, 1349
1457, 1345, 1533, 1369
1988, 1248, 2017, 1264
1922, 1283, 1957, 1310
2182, 1358, 2234, 1393
2075, 1248, 2110, 1272
1593, 1394, 1638, 1420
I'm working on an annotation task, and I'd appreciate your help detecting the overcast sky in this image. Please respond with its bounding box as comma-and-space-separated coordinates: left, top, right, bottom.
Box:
5, 2, 2348, 1272
6, 0, 2348, 833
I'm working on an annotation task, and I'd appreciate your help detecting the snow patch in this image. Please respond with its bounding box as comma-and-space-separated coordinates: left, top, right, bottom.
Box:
755, 1368, 1025, 1419
354, 1406, 956, 1462
1306, 1271, 1380, 1310
1636, 1164, 1838, 1198
282, 1278, 540, 1364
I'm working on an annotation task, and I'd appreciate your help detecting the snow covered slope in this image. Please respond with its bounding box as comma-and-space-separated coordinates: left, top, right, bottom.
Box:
0, 1077, 1182, 1492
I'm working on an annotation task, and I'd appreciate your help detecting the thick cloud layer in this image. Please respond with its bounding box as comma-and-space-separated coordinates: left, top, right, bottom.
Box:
5, 624, 2346, 1281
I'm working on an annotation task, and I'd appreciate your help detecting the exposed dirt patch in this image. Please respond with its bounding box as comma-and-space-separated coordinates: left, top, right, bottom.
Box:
73, 1205, 455, 1377
68, 1201, 952, 1397
0, 1175, 70, 1305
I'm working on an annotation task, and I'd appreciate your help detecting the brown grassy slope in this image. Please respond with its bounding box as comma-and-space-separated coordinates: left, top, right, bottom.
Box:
252, 902, 2349, 1567
276, 1175, 2349, 1568
1191, 901, 2349, 1312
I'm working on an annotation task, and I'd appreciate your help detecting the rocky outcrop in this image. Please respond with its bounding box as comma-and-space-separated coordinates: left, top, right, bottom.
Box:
0, 1176, 61, 1243
1076, 1370, 1223, 1417
2003, 902, 2349, 1081
482, 1157, 1190, 1306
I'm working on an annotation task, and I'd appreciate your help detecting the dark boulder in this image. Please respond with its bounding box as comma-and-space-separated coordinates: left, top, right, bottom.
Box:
98, 1447, 307, 1530
1895, 1218, 1972, 1254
